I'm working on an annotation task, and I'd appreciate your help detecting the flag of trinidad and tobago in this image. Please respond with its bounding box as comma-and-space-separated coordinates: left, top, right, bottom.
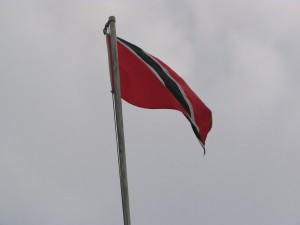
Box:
106, 35, 212, 154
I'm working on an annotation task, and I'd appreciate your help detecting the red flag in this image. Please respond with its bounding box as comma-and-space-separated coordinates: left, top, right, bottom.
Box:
107, 35, 212, 152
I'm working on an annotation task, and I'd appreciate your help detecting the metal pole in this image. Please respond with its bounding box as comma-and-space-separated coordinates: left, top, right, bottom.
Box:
108, 16, 131, 225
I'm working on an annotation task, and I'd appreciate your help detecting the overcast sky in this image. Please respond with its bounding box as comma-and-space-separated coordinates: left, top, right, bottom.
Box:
1, 0, 300, 224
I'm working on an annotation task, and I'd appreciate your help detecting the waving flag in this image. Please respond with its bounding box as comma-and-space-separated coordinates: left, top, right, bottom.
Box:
106, 35, 212, 152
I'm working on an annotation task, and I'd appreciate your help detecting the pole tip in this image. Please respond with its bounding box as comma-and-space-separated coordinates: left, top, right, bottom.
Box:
109, 16, 116, 22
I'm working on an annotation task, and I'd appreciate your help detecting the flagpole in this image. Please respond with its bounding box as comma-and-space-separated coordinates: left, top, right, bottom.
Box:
105, 16, 131, 225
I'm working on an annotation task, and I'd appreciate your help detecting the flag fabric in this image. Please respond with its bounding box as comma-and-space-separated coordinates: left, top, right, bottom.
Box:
106, 35, 212, 152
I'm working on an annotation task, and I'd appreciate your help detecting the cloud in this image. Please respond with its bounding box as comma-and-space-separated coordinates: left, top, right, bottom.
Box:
1, 0, 300, 225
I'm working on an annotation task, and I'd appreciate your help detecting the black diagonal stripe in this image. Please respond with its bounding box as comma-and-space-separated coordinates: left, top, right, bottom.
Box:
117, 37, 191, 117
184, 115, 203, 142
184, 115, 205, 153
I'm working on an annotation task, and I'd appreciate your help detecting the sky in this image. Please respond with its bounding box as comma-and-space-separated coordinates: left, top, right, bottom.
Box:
1, 0, 300, 224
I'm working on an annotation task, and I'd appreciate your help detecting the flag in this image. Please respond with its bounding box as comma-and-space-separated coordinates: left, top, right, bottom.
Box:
106, 35, 212, 152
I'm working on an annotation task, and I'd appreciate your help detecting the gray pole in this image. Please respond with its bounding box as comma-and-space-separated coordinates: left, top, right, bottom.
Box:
107, 16, 131, 225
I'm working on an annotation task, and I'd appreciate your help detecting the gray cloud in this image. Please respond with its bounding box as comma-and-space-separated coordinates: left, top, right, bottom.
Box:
1, 0, 300, 224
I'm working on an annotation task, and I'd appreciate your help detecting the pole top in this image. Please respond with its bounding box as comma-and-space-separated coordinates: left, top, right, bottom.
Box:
103, 16, 116, 35
109, 16, 116, 22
